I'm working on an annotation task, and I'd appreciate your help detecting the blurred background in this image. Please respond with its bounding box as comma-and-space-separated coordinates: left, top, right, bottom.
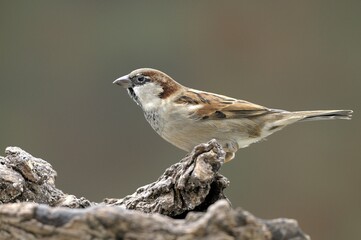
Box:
0, 1, 360, 239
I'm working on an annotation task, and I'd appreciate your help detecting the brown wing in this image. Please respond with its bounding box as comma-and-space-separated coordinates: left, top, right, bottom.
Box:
175, 90, 272, 120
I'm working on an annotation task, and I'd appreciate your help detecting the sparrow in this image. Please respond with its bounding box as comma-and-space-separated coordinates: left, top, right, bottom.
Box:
113, 68, 352, 162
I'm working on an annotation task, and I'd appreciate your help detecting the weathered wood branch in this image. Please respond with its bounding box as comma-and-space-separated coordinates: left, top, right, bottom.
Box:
0, 140, 310, 240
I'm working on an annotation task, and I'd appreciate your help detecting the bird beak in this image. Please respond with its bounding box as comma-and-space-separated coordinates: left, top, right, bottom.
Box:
113, 75, 132, 88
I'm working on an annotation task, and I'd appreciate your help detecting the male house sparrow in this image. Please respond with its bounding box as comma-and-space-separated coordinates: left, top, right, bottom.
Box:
113, 68, 352, 162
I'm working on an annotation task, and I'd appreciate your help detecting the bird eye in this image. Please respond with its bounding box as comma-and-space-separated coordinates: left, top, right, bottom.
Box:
137, 76, 145, 82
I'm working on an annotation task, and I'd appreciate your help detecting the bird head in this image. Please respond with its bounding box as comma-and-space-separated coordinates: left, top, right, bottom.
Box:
113, 68, 182, 110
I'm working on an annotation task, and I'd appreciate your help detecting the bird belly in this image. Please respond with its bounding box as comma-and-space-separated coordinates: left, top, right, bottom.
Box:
160, 117, 262, 152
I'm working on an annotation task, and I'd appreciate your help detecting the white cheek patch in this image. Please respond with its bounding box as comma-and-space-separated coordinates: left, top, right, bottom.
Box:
133, 82, 164, 111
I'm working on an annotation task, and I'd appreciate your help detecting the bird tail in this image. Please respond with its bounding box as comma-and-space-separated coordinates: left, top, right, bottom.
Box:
267, 109, 353, 131
295, 110, 353, 122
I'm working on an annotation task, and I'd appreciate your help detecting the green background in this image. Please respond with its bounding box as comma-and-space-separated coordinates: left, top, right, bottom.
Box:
1, 1, 360, 239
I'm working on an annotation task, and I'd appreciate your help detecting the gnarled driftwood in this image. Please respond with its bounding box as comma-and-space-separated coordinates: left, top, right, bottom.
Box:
0, 140, 310, 240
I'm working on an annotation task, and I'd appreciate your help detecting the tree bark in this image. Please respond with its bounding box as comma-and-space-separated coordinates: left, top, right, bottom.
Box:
0, 140, 310, 240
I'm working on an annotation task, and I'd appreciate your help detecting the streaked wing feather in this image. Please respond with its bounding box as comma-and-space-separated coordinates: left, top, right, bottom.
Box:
175, 90, 271, 120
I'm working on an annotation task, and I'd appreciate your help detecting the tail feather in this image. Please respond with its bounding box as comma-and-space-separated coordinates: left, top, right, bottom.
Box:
296, 110, 353, 122
268, 109, 353, 131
